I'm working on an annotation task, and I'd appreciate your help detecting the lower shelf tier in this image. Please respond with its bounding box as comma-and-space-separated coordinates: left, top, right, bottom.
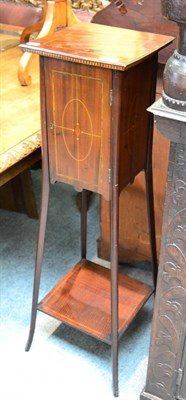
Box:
38, 259, 153, 344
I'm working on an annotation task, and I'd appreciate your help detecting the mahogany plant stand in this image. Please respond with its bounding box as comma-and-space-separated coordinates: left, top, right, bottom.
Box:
21, 23, 173, 397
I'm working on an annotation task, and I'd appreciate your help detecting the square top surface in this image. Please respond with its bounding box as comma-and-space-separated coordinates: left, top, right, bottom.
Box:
21, 22, 174, 71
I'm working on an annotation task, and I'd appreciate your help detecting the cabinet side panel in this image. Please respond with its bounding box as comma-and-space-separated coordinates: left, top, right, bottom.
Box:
118, 56, 155, 191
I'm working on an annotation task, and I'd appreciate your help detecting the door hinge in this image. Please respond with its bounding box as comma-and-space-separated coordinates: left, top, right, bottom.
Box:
176, 368, 183, 399
108, 168, 112, 183
110, 89, 113, 106
176, 368, 183, 387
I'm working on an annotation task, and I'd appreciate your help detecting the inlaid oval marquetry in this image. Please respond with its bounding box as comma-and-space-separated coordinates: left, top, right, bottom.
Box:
62, 98, 93, 162
74, 123, 81, 139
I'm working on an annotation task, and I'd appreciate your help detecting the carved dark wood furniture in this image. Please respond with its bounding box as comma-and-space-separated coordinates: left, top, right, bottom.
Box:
140, 101, 186, 400
92, 0, 178, 64
21, 23, 173, 396
141, 1, 186, 399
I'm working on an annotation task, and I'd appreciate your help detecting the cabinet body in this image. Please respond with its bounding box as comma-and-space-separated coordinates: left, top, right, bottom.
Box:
43, 55, 156, 198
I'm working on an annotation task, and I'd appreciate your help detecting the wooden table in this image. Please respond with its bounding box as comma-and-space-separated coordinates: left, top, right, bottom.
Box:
21, 23, 173, 396
0, 42, 41, 216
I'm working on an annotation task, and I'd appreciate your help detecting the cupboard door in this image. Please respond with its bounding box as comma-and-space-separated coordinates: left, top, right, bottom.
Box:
44, 59, 112, 199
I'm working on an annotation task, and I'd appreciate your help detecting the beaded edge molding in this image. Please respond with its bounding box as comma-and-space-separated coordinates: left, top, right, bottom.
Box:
19, 46, 130, 71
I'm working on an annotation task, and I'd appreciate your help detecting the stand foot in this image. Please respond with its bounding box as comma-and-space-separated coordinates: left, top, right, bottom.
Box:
145, 167, 158, 288
25, 169, 50, 351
